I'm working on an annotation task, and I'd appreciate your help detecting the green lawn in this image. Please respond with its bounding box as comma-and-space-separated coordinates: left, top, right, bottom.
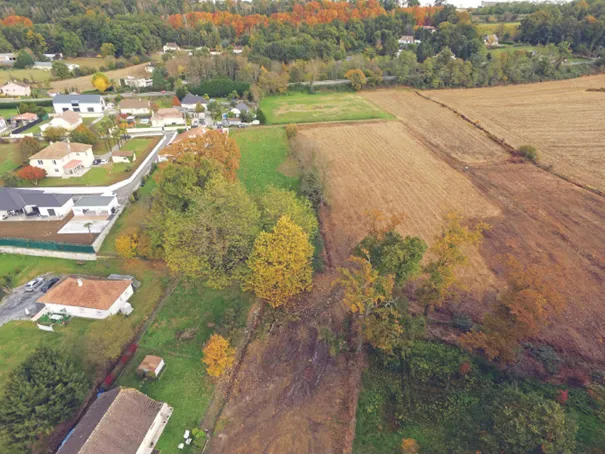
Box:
259, 92, 392, 125
232, 127, 299, 195
0, 142, 19, 174
0, 106, 52, 120
0, 68, 52, 85
475, 22, 520, 36
489, 44, 540, 54
37, 136, 159, 187
118, 283, 254, 453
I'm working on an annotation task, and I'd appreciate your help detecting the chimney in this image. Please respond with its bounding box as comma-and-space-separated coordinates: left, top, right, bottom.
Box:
77, 278, 83, 287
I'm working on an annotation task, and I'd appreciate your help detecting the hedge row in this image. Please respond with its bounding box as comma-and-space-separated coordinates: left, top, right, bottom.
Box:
191, 78, 250, 98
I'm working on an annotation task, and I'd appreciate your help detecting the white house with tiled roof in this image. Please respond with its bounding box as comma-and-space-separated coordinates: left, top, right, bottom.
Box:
0, 80, 31, 97
37, 275, 133, 319
29, 141, 94, 178
40, 111, 82, 133
151, 108, 185, 127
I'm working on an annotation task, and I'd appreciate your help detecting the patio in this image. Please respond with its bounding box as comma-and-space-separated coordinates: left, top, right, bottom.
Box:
57, 215, 110, 235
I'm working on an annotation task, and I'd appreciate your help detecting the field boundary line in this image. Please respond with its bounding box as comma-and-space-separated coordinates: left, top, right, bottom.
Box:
414, 91, 605, 197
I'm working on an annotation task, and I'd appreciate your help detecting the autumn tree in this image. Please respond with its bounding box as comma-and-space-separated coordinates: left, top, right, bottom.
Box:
100, 42, 116, 58
259, 186, 319, 239
460, 255, 565, 363
17, 166, 46, 185
402, 438, 419, 454
202, 333, 235, 377
92, 72, 111, 93
70, 124, 97, 145
43, 126, 66, 142
257, 68, 289, 94
18, 137, 41, 164
345, 69, 368, 91
115, 233, 138, 258
163, 175, 261, 288
245, 216, 314, 308
171, 95, 181, 106
416, 212, 488, 315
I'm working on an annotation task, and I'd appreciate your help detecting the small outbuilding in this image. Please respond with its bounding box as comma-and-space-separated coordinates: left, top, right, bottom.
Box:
137, 355, 165, 378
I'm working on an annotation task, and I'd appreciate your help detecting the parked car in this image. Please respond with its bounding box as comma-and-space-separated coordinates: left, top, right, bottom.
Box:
99, 159, 108, 164
40, 277, 60, 292
238, 123, 249, 128
24, 277, 44, 292
93, 159, 101, 165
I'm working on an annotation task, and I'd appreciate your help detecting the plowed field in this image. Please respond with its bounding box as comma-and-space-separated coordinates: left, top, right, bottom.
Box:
423, 75, 606, 192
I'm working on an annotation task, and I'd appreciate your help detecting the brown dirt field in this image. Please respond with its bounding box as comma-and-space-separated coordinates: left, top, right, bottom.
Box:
423, 75, 606, 192
50, 63, 149, 92
362, 90, 509, 164
0, 213, 96, 245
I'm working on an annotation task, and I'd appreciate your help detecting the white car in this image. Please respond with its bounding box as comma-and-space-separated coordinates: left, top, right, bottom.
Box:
140, 118, 150, 125
24, 277, 44, 292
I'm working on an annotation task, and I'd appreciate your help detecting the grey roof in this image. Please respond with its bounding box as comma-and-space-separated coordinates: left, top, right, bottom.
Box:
0, 188, 72, 211
181, 93, 206, 105
53, 94, 103, 104
235, 102, 250, 111
74, 196, 115, 207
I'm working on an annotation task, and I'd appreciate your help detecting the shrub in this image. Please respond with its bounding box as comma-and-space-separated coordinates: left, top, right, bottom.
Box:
70, 125, 97, 145
518, 144, 541, 162
300, 170, 326, 209
452, 312, 474, 332
192, 78, 250, 98
285, 124, 297, 139
256, 108, 267, 124
115, 233, 138, 258
523, 342, 562, 374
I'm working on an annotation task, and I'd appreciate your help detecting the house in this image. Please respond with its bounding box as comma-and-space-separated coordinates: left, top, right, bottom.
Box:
163, 42, 180, 53
151, 108, 185, 127
180, 93, 207, 111
29, 141, 94, 178
66, 63, 80, 71
112, 149, 136, 163
11, 112, 38, 126
0, 188, 73, 220
38, 276, 133, 319
72, 195, 119, 216
119, 98, 151, 116
137, 355, 165, 378
58, 388, 172, 454
43, 53, 63, 61
33, 61, 52, 71
399, 35, 415, 45
235, 102, 250, 113
422, 25, 437, 33
53, 94, 106, 114
123, 76, 153, 88
0, 53, 16, 66
209, 49, 222, 56
232, 46, 243, 54
229, 107, 241, 117
484, 34, 499, 47
145, 64, 155, 74
0, 81, 31, 97
224, 117, 241, 127
40, 111, 82, 133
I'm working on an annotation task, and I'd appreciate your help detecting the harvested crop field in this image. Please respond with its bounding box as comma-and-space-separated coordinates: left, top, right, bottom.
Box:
362, 90, 509, 163
50, 63, 149, 92
423, 75, 606, 192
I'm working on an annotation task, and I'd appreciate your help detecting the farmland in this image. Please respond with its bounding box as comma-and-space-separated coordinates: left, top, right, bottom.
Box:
49, 62, 150, 92
424, 75, 606, 192
0, 68, 52, 85
259, 92, 392, 124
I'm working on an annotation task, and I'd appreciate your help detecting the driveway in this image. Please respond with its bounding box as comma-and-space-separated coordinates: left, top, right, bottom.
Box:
0, 275, 53, 328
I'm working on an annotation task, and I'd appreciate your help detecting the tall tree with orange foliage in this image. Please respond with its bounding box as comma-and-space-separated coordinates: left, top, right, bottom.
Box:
1, 16, 32, 27
460, 255, 565, 363
202, 334, 235, 377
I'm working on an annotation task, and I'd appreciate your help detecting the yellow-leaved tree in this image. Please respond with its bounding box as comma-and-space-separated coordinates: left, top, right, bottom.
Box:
202, 333, 235, 377
345, 69, 367, 91
115, 233, 138, 258
91, 72, 111, 93
245, 216, 313, 308
402, 438, 419, 454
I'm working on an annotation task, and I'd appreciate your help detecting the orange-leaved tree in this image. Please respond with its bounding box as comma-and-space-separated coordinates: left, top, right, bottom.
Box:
460, 255, 565, 363
345, 69, 367, 91
115, 233, 138, 258
245, 215, 313, 308
17, 166, 46, 185
402, 438, 419, 454
202, 333, 235, 377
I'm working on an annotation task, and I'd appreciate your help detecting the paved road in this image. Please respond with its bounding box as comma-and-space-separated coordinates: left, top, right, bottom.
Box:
0, 275, 53, 327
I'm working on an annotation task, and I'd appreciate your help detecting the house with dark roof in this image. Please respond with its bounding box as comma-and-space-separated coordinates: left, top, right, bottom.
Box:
58, 387, 172, 454
53, 94, 106, 114
0, 188, 73, 220
180, 93, 207, 111
72, 195, 119, 217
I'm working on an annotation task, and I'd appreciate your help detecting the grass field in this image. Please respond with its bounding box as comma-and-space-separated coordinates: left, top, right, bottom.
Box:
0, 68, 52, 85
37, 136, 159, 187
488, 44, 539, 54
259, 92, 392, 124
0, 142, 19, 174
232, 127, 299, 195
0, 106, 52, 119
50, 63, 149, 92
475, 21, 520, 36
118, 283, 254, 453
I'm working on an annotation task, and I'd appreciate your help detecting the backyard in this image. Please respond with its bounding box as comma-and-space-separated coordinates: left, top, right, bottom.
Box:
0, 142, 19, 174
0, 68, 52, 85
118, 283, 254, 453
259, 92, 392, 124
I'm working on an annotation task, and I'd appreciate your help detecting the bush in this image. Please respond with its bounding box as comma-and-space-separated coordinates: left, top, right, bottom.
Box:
70, 125, 97, 145
452, 312, 474, 332
256, 108, 267, 124
518, 144, 541, 162
285, 124, 297, 139
523, 342, 562, 374
300, 170, 326, 209
192, 78, 250, 98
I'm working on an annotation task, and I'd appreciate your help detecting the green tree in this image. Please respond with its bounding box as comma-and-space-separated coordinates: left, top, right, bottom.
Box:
259, 186, 319, 239
100, 42, 116, 58
43, 126, 66, 142
70, 124, 97, 145
13, 50, 33, 69
0, 347, 89, 452
18, 136, 42, 164
60, 31, 83, 57
51, 61, 70, 79
163, 174, 261, 288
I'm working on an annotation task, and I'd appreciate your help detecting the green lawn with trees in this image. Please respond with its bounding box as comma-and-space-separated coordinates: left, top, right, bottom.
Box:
0, 143, 20, 174
259, 92, 392, 125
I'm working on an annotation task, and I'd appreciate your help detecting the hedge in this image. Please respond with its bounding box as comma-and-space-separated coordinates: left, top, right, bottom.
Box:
0, 99, 53, 108
191, 78, 250, 98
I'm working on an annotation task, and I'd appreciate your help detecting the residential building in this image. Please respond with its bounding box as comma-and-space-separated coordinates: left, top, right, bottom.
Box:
123, 76, 153, 89
0, 188, 73, 220
43, 53, 63, 61
399, 35, 415, 45
0, 81, 31, 97
58, 388, 172, 454
38, 275, 133, 319
112, 149, 137, 163
422, 25, 437, 33
33, 61, 52, 71
66, 63, 80, 71
0, 53, 15, 66
40, 111, 82, 133
11, 112, 38, 126
119, 98, 151, 116
484, 34, 499, 47
145, 64, 155, 74
163, 42, 180, 53
235, 102, 250, 113
29, 141, 94, 178
151, 108, 185, 127
53, 94, 106, 114
180, 93, 207, 111
232, 46, 243, 54
137, 355, 165, 378
72, 195, 119, 216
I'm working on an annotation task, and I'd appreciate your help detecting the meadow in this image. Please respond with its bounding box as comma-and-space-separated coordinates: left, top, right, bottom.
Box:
259, 92, 392, 124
